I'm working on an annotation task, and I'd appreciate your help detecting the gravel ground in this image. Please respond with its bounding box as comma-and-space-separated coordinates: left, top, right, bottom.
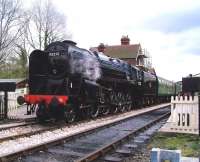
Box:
0, 124, 51, 140
124, 145, 151, 162
124, 121, 168, 162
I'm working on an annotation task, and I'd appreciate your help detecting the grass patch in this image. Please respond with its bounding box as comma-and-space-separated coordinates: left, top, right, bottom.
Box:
148, 132, 200, 157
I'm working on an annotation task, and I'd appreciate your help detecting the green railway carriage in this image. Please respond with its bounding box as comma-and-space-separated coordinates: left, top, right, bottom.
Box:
175, 81, 182, 95
157, 77, 176, 96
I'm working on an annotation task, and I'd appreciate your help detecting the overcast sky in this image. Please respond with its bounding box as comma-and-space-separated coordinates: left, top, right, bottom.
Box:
29, 0, 200, 81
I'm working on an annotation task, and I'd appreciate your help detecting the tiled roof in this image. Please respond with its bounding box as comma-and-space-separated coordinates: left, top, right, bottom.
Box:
90, 44, 141, 59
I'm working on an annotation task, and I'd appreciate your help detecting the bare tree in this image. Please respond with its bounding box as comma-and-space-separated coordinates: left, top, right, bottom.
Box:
14, 39, 29, 75
0, 0, 23, 64
25, 0, 69, 50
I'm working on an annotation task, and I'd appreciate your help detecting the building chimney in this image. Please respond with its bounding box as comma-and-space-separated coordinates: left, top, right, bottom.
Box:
121, 35, 130, 45
98, 43, 106, 52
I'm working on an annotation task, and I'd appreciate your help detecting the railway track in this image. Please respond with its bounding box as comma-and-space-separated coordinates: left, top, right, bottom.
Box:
72, 108, 169, 162
0, 122, 68, 143
0, 103, 168, 143
0, 121, 37, 131
87, 117, 168, 162
0, 103, 170, 162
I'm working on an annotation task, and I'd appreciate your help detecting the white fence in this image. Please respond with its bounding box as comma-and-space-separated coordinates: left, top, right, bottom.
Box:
160, 95, 200, 135
0, 88, 27, 116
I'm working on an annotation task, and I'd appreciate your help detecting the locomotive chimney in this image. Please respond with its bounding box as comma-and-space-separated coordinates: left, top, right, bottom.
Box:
98, 43, 106, 52
121, 35, 130, 45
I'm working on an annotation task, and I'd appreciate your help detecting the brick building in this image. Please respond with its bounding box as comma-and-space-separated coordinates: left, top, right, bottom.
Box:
90, 36, 152, 70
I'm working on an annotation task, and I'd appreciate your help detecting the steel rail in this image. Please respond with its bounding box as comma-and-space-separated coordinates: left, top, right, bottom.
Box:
0, 121, 37, 131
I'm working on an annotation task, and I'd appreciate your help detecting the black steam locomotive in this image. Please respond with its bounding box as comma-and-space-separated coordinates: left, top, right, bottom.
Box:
19, 40, 178, 122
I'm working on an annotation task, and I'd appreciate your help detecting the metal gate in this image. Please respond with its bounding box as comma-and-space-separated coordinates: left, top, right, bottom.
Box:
0, 94, 4, 119
0, 81, 16, 120
0, 93, 7, 119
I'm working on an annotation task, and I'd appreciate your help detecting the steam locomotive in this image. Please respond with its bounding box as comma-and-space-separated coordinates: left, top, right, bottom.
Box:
18, 40, 180, 122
